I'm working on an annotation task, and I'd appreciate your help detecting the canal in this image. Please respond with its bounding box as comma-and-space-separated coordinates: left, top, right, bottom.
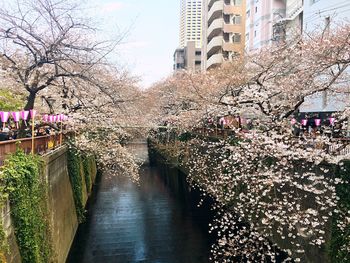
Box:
67, 143, 214, 263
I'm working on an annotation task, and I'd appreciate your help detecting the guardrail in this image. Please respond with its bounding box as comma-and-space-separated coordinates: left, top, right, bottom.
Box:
0, 134, 64, 166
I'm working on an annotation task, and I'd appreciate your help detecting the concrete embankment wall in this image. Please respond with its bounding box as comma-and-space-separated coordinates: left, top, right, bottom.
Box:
1, 146, 97, 263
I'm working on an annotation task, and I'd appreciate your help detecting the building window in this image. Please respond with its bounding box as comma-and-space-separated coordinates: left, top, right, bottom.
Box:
232, 33, 241, 43
246, 10, 250, 18
255, 6, 258, 13
254, 30, 257, 37
233, 0, 242, 5
246, 33, 249, 41
232, 15, 242, 24
310, 0, 320, 4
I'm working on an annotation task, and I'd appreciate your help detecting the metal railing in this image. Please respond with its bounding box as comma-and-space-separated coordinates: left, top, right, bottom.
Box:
0, 134, 65, 165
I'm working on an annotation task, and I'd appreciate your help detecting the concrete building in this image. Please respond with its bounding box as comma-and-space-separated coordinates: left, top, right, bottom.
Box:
179, 0, 203, 48
202, 0, 246, 70
245, 0, 287, 53
299, 0, 350, 114
303, 0, 350, 32
273, 0, 303, 43
174, 41, 202, 71
175, 0, 203, 72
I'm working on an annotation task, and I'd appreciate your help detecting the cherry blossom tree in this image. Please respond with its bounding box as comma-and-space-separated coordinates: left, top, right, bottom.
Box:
0, 0, 146, 180
148, 23, 350, 262
0, 0, 125, 111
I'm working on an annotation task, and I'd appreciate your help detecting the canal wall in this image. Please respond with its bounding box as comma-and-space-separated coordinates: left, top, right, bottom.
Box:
1, 146, 98, 263
148, 138, 350, 263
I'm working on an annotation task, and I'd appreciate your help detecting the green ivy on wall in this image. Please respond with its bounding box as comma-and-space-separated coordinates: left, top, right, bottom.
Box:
82, 156, 92, 194
0, 218, 8, 263
67, 147, 86, 223
0, 149, 52, 263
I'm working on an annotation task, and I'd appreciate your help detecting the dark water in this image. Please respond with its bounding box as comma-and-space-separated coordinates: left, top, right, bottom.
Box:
67, 143, 213, 263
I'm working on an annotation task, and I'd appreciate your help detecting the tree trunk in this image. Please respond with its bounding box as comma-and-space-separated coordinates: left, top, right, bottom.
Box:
24, 91, 36, 110
18, 91, 37, 138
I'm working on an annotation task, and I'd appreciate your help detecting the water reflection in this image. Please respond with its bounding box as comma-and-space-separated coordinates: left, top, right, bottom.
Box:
67, 143, 212, 263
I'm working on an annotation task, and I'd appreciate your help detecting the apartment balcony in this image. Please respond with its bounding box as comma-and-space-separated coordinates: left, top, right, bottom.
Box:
223, 4, 242, 15
222, 42, 242, 53
223, 23, 244, 34
208, 1, 224, 24
207, 53, 223, 69
207, 18, 224, 40
275, 0, 302, 23
207, 35, 223, 57
286, 0, 303, 20
208, 0, 221, 9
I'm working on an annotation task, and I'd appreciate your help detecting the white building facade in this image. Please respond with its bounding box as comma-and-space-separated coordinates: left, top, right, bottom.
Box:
180, 0, 203, 48
245, 0, 286, 53
303, 0, 350, 32
299, 0, 350, 113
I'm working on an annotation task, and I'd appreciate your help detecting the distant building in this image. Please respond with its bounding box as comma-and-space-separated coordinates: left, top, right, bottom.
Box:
303, 0, 350, 31
300, 0, 350, 114
202, 0, 246, 70
245, 0, 287, 53
179, 0, 203, 48
174, 41, 202, 71
175, 0, 203, 71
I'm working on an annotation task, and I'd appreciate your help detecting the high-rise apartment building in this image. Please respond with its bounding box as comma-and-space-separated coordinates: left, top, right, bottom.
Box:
175, 0, 203, 72
179, 0, 203, 48
202, 0, 246, 70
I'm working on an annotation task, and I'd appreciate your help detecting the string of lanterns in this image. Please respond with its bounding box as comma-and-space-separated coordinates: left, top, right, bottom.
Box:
0, 110, 69, 129
291, 117, 336, 127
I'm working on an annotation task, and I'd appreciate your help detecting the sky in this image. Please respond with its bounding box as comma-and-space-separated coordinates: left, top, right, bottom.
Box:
90, 0, 180, 89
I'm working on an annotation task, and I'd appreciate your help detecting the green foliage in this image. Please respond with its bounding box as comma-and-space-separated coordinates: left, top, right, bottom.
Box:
67, 147, 85, 223
82, 156, 92, 193
0, 217, 7, 262
0, 90, 24, 111
0, 149, 52, 263
328, 161, 350, 263
178, 132, 194, 142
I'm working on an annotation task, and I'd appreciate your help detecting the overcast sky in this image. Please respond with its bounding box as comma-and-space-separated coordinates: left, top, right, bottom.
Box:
90, 0, 180, 89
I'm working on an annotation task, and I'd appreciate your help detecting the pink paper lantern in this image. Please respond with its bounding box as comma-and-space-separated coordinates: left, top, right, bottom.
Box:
49, 115, 54, 122
0, 111, 10, 123
60, 114, 65, 121
20, 110, 29, 121
53, 115, 57, 122
329, 117, 336, 125
30, 109, 37, 119
290, 118, 297, 125
56, 115, 61, 122
315, 119, 321, 126
64, 115, 68, 121
301, 119, 308, 126
11, 112, 20, 129
11, 112, 20, 122
43, 114, 49, 122
220, 117, 227, 125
